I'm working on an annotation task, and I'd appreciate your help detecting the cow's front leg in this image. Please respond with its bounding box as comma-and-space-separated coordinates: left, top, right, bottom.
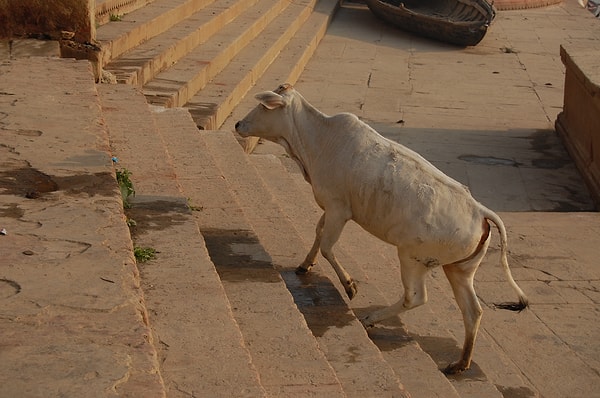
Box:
318, 210, 356, 299
296, 214, 325, 275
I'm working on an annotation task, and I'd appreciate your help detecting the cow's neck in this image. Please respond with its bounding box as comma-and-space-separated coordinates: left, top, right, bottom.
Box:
285, 96, 329, 184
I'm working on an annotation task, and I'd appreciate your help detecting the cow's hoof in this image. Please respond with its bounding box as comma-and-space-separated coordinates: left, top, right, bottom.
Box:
295, 264, 313, 275
345, 280, 358, 300
442, 360, 469, 375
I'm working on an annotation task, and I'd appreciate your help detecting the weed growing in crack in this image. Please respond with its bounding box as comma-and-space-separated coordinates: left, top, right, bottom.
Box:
116, 168, 135, 209
134, 246, 156, 263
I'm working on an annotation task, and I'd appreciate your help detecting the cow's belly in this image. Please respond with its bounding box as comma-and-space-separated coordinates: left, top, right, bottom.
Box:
348, 182, 484, 265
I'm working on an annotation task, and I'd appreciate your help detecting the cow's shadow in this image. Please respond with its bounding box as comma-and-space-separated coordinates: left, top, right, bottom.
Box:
353, 305, 488, 381
282, 268, 487, 379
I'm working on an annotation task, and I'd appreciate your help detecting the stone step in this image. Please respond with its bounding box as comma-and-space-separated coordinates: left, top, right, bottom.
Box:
95, 0, 155, 26
96, 0, 215, 66
143, 0, 306, 109
98, 85, 267, 396
200, 131, 410, 397
103, 0, 260, 86
186, 0, 339, 131
150, 109, 347, 396
0, 58, 165, 397
96, 0, 337, 135
220, 0, 340, 149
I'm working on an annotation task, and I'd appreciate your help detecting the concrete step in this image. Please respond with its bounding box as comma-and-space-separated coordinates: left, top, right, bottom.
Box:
186, 0, 339, 131
0, 58, 164, 397
103, 0, 260, 86
220, 0, 340, 149
95, 0, 155, 26
151, 109, 347, 396
98, 85, 266, 396
96, 0, 215, 66
200, 131, 410, 397
143, 0, 291, 108
97, 0, 338, 135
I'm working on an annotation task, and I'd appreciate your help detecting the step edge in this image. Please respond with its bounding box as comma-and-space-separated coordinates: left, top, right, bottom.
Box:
143, 0, 293, 107
98, 0, 216, 66
98, 85, 268, 396
201, 129, 412, 397
186, 0, 323, 130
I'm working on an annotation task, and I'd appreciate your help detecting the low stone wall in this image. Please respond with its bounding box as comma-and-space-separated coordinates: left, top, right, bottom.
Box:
556, 44, 600, 208
0, 0, 95, 42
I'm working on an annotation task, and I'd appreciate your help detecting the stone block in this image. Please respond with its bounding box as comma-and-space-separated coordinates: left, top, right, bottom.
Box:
556, 44, 600, 208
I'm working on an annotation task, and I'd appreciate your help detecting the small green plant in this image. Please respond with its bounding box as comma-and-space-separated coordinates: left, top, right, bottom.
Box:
187, 197, 203, 212
134, 246, 156, 263
125, 217, 137, 227
116, 168, 135, 208
110, 14, 123, 22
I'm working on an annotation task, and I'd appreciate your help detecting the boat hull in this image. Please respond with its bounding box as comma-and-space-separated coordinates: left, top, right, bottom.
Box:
365, 0, 496, 46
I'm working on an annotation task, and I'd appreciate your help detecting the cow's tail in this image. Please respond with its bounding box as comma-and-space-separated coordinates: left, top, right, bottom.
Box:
483, 208, 529, 312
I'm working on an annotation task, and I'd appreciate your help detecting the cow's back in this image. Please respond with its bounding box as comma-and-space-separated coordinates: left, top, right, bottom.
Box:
311, 114, 486, 262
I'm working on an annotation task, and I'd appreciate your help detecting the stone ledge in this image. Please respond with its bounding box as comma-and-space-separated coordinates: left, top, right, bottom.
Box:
0, 0, 95, 43
556, 44, 600, 208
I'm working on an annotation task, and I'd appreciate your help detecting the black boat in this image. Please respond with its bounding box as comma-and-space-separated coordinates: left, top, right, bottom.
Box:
365, 0, 496, 46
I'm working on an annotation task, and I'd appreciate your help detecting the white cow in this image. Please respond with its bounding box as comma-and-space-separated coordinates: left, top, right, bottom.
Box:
235, 83, 528, 374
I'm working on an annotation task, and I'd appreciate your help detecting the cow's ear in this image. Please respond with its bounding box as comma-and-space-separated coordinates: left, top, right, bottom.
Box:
255, 91, 285, 110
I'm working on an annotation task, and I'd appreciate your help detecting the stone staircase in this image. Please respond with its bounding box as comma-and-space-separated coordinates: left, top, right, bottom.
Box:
98, 80, 537, 396
0, 52, 545, 397
3, 1, 599, 395
96, 0, 338, 134
92, 0, 534, 396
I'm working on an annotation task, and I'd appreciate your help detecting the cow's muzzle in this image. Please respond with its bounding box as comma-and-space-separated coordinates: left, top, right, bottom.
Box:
235, 120, 249, 137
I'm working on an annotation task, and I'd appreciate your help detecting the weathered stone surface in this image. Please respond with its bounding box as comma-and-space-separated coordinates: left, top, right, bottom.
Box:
0, 58, 164, 397
556, 44, 600, 207
0, 0, 95, 42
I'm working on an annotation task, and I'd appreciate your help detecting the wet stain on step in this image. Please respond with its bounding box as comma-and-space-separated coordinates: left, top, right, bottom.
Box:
201, 228, 281, 284
497, 385, 537, 398
127, 196, 190, 239
200, 228, 356, 336
0, 165, 116, 199
0, 144, 116, 199
0, 166, 58, 197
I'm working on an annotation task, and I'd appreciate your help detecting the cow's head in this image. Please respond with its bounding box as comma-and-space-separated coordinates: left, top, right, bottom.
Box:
235, 83, 296, 142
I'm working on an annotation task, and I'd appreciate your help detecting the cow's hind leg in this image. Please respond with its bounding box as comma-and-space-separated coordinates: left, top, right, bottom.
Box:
442, 237, 490, 375
361, 254, 429, 327
296, 214, 325, 275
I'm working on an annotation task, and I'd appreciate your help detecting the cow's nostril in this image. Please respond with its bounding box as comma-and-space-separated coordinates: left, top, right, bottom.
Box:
235, 121, 240, 130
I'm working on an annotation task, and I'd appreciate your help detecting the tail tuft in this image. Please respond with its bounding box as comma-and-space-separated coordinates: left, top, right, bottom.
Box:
494, 297, 528, 312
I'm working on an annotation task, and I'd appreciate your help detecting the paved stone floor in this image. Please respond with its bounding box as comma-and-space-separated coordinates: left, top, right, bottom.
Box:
257, 0, 599, 212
